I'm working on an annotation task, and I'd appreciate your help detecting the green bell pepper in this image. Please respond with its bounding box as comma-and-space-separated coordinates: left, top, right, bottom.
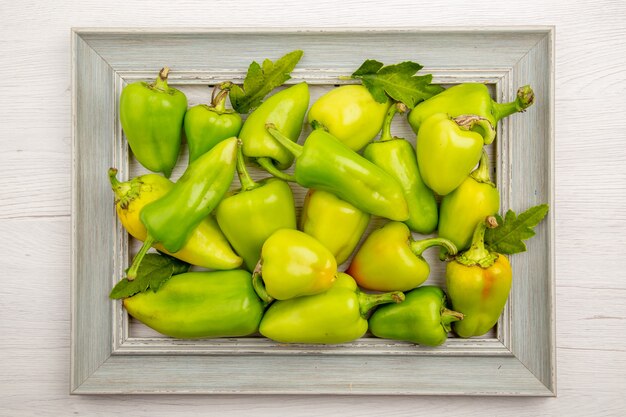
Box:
439, 150, 500, 254
363, 102, 438, 234
348, 221, 457, 292
307, 85, 390, 151
120, 67, 187, 178
184, 85, 243, 163
254, 229, 337, 301
407, 83, 535, 134
369, 286, 463, 346
215, 146, 297, 271
416, 113, 496, 196
126, 137, 239, 280
446, 216, 513, 338
299, 189, 370, 265
259, 272, 404, 344
265, 125, 409, 221
123, 270, 266, 339
239, 82, 309, 174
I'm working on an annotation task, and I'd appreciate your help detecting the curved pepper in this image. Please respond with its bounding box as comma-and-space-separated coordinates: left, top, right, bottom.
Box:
109, 169, 242, 270
123, 270, 266, 339
120, 67, 187, 177
347, 221, 457, 292
259, 272, 404, 344
239, 83, 309, 174
125, 137, 239, 280
446, 216, 513, 338
363, 102, 438, 234
307, 85, 390, 151
265, 125, 409, 221
215, 146, 297, 271
408, 83, 535, 134
299, 189, 370, 265
439, 150, 500, 254
254, 229, 337, 300
184, 85, 243, 163
369, 286, 463, 346
416, 113, 496, 196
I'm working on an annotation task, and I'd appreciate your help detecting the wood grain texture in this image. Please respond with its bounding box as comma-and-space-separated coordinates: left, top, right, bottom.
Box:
1, 0, 625, 415
71, 33, 116, 391
73, 355, 549, 396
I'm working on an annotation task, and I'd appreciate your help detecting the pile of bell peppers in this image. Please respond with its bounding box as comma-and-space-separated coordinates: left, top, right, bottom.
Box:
111, 59, 537, 346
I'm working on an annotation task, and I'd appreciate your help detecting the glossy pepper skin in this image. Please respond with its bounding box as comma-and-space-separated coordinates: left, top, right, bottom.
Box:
123, 270, 266, 339
239, 83, 309, 175
254, 229, 337, 301
125, 137, 239, 280
369, 286, 464, 346
266, 125, 409, 221
446, 216, 513, 338
259, 273, 405, 344
108, 169, 242, 270
307, 85, 390, 151
215, 146, 297, 271
363, 102, 438, 234
184, 86, 243, 163
416, 113, 496, 196
348, 221, 457, 292
299, 189, 370, 265
120, 67, 187, 178
408, 83, 535, 134
439, 150, 500, 253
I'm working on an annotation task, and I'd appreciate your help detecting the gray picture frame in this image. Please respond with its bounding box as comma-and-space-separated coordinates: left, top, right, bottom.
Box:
71, 27, 555, 395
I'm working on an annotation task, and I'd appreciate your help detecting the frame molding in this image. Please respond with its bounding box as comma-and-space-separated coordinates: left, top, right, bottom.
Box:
71, 27, 555, 395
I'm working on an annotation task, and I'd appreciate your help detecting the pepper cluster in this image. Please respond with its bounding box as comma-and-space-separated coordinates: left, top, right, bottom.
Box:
110, 55, 539, 346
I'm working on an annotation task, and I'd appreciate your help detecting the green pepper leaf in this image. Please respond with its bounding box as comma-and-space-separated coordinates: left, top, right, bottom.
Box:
349, 59, 444, 109
229, 50, 304, 113
485, 204, 550, 254
109, 253, 190, 299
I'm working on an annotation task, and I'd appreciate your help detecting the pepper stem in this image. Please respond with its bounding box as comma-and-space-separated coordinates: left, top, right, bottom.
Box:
108, 168, 121, 188
153, 67, 170, 91
454, 115, 496, 145
126, 235, 156, 281
211, 88, 229, 113
455, 216, 499, 268
108, 168, 135, 208
236, 143, 258, 191
108, 167, 125, 199
409, 237, 458, 257
441, 308, 464, 332
256, 157, 297, 182
492, 85, 535, 122
211, 81, 239, 114
358, 290, 405, 318
379, 102, 407, 142
470, 149, 495, 185
251, 261, 274, 307
265, 123, 303, 158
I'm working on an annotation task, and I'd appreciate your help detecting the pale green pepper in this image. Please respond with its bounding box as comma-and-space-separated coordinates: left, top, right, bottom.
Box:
239, 83, 309, 175
254, 229, 337, 301
307, 85, 390, 151
259, 273, 404, 344
299, 189, 370, 265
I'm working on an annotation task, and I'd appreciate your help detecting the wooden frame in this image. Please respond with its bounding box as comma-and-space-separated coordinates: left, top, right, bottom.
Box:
71, 27, 555, 395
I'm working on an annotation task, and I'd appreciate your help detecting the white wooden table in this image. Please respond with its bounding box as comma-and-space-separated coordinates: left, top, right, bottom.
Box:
1, 0, 625, 415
